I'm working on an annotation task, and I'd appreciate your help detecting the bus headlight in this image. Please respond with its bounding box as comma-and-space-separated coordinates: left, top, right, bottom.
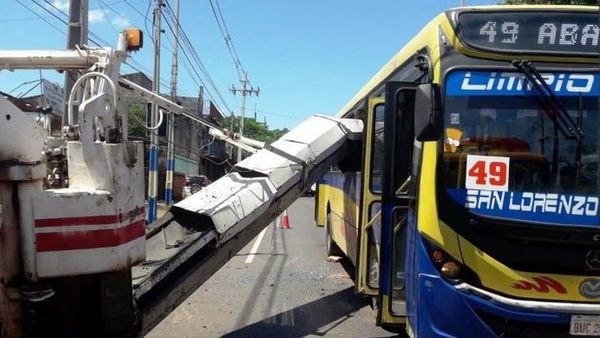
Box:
427, 244, 480, 286
441, 261, 461, 279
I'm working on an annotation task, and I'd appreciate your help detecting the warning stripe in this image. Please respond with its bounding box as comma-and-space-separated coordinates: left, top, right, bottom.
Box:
36, 219, 145, 252
34, 207, 145, 228
35, 215, 118, 227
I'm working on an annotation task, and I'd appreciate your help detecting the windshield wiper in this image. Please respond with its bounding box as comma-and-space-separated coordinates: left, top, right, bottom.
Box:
511, 60, 584, 141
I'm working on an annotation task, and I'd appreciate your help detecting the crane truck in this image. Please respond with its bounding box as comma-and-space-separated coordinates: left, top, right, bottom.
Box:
0, 30, 362, 337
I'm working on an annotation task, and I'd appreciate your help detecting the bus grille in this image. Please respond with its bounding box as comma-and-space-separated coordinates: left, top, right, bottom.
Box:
476, 310, 571, 338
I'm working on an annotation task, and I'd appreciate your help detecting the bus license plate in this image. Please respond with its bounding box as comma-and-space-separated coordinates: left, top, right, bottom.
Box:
570, 315, 600, 336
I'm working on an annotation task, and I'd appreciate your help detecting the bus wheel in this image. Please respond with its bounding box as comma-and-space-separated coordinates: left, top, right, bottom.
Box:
325, 212, 343, 257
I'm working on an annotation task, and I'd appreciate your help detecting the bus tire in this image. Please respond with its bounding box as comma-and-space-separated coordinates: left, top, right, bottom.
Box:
325, 212, 343, 257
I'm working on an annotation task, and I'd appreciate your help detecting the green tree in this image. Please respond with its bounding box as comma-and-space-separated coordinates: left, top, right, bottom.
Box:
223, 116, 289, 144
128, 104, 147, 138
501, 0, 597, 5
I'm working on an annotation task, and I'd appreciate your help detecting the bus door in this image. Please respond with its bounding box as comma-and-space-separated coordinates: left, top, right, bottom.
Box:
378, 82, 418, 328
356, 97, 385, 296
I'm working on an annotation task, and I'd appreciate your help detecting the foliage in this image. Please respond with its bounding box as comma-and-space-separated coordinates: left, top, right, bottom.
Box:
500, 0, 597, 5
128, 104, 147, 138
223, 116, 289, 144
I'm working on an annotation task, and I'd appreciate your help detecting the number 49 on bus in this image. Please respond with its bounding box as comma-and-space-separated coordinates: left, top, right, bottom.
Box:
465, 155, 510, 191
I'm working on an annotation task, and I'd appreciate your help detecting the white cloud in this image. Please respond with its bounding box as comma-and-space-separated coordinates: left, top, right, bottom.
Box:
46, 1, 107, 24
111, 16, 130, 29
53, 0, 69, 11
88, 9, 106, 23
48, 0, 69, 12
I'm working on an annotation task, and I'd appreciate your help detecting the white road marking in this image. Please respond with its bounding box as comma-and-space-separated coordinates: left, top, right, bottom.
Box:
244, 226, 268, 264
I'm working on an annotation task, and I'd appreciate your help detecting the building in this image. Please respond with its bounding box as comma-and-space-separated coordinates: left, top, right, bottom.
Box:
122, 72, 230, 201
21, 79, 64, 135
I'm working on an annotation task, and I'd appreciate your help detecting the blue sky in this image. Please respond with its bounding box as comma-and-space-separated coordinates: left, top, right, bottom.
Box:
1, 0, 497, 129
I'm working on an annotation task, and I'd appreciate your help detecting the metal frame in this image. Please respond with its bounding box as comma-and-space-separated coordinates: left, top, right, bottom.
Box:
457, 283, 600, 314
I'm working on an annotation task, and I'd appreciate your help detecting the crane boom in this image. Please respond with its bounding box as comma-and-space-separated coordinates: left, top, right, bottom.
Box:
134, 115, 361, 334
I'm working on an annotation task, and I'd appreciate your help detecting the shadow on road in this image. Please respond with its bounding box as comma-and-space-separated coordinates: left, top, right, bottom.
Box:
222, 287, 378, 338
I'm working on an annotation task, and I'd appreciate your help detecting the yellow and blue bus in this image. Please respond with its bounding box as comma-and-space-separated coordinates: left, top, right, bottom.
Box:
316, 5, 599, 337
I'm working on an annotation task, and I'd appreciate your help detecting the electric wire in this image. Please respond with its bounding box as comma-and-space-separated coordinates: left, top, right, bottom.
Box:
161, 16, 228, 114
208, 0, 245, 80
162, 1, 233, 114
15, 0, 267, 158
15, 0, 67, 36
34, 0, 171, 92
120, 0, 222, 101
13, 0, 241, 171
18, 81, 42, 98
102, 0, 236, 117
96, 0, 168, 90
128, 111, 231, 166
31, 0, 228, 134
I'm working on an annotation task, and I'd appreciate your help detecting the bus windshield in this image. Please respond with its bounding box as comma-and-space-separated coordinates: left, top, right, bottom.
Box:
441, 70, 599, 227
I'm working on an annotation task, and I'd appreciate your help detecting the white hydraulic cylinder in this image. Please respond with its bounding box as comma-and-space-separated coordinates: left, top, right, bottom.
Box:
0, 50, 100, 70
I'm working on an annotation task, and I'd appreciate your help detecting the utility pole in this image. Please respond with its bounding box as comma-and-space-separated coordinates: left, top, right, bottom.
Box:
461, 0, 465, 6
63, 0, 89, 127
165, 0, 179, 206
229, 73, 259, 163
198, 86, 205, 116
148, 0, 163, 223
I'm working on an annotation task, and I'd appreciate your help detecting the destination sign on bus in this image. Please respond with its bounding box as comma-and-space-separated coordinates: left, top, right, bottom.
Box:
446, 71, 599, 96
457, 12, 599, 56
447, 189, 599, 228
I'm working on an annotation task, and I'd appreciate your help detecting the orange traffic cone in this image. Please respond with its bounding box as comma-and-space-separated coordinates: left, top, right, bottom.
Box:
281, 209, 291, 229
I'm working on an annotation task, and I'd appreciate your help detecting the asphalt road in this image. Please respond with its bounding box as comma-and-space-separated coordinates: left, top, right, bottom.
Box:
146, 197, 397, 338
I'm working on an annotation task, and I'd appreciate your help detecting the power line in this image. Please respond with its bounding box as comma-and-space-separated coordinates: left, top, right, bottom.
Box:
98, 0, 236, 115
13, 0, 236, 166
0, 16, 46, 23
5, 0, 126, 24
122, 0, 149, 19
208, 0, 245, 80
96, 1, 160, 72
119, 0, 200, 94
35, 0, 108, 47
162, 1, 233, 115
15, 0, 67, 36
162, 16, 224, 110
232, 106, 304, 122
16, 0, 236, 122
128, 111, 231, 166
163, 2, 227, 101
30, 0, 171, 92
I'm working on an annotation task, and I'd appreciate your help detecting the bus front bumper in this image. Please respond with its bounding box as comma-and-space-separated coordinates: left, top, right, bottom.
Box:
415, 273, 598, 337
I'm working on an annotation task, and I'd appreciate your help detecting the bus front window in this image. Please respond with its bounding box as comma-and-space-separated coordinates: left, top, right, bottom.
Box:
441, 70, 599, 227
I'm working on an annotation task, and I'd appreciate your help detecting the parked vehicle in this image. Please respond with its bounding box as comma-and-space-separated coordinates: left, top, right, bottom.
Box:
182, 175, 209, 199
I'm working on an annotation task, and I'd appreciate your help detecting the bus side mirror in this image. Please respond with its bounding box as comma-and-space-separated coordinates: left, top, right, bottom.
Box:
415, 83, 442, 142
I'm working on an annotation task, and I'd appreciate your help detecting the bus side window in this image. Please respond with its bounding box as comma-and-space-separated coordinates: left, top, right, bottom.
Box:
337, 139, 363, 172
371, 104, 386, 192
392, 91, 415, 195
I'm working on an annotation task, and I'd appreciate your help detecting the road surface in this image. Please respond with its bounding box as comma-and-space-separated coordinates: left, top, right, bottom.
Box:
146, 197, 397, 338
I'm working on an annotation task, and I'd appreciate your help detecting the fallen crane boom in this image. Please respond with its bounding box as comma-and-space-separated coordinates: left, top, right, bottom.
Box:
133, 115, 362, 335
